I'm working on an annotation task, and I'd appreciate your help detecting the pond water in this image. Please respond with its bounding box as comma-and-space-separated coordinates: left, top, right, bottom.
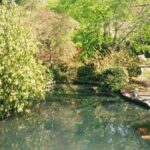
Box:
0, 85, 150, 150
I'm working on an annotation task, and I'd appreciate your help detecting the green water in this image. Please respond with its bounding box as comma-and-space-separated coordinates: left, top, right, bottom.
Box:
0, 85, 150, 150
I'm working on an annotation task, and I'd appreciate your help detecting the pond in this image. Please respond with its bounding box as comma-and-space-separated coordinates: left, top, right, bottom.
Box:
0, 84, 150, 150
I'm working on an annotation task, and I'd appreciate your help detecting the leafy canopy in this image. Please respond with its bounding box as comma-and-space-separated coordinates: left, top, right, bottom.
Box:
0, 3, 51, 117
47, 0, 150, 60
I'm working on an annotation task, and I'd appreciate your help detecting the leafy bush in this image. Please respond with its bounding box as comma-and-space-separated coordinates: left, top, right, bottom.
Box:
51, 64, 68, 82
0, 3, 51, 118
76, 64, 97, 83
143, 45, 150, 57
98, 67, 129, 92
51, 63, 76, 83
112, 51, 141, 77
97, 51, 140, 77
130, 22, 150, 56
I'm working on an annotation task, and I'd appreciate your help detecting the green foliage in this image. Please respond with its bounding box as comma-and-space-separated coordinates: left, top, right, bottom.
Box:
98, 67, 129, 92
130, 23, 150, 56
95, 51, 140, 78
14, 0, 40, 10
76, 64, 97, 83
51, 64, 69, 82
15, 0, 38, 5
0, 3, 51, 118
47, 0, 149, 61
15, 0, 26, 4
51, 63, 76, 83
111, 51, 141, 77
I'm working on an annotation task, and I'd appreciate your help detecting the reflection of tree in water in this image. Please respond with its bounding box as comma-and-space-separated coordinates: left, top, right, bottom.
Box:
74, 102, 150, 150
0, 103, 78, 150
0, 99, 150, 150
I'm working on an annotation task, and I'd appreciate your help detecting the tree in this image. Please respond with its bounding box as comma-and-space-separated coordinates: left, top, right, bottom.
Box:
47, 0, 149, 61
0, 3, 51, 117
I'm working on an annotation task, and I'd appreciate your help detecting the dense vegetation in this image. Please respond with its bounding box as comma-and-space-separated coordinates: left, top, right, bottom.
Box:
46, 0, 149, 83
0, 2, 52, 118
47, 0, 149, 59
0, 0, 149, 118
98, 67, 129, 92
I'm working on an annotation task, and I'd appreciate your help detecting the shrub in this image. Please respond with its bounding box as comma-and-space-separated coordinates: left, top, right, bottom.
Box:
112, 51, 141, 77
143, 45, 150, 57
97, 51, 141, 77
98, 67, 129, 92
51, 64, 69, 82
51, 63, 76, 83
0, 3, 51, 118
76, 64, 97, 83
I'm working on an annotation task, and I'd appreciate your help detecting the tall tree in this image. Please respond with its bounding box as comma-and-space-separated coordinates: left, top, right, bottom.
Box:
47, 0, 150, 61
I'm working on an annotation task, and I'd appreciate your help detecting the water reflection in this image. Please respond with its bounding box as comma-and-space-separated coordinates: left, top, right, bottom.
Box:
0, 95, 150, 150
